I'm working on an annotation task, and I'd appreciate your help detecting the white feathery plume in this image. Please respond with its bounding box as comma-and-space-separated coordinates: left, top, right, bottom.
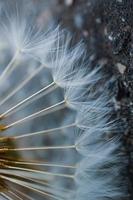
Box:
0, 2, 60, 57
74, 154, 127, 200
0, 3, 61, 84
74, 87, 122, 132
51, 44, 103, 87
75, 130, 120, 156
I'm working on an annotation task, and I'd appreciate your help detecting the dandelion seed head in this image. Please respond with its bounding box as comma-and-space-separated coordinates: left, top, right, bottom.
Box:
0, 1, 128, 199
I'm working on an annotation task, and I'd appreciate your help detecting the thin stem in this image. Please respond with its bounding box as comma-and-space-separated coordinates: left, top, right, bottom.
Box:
6, 160, 77, 169
6, 100, 66, 129
7, 145, 75, 151
6, 166, 74, 179
11, 188, 35, 200
21, 177, 74, 194
0, 51, 19, 83
2, 171, 73, 195
0, 193, 13, 200
0, 170, 50, 182
0, 175, 67, 200
0, 63, 46, 107
1, 172, 73, 199
1, 82, 57, 117
14, 123, 75, 139
8, 191, 23, 200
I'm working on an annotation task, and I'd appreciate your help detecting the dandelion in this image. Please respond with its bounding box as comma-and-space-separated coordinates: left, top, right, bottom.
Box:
0, 1, 128, 200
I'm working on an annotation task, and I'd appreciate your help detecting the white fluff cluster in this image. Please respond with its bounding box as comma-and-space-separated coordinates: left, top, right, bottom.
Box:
0, 1, 127, 200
